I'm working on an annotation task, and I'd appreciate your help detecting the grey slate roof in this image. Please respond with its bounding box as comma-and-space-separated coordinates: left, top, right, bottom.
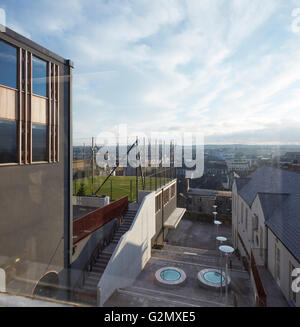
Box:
235, 166, 300, 262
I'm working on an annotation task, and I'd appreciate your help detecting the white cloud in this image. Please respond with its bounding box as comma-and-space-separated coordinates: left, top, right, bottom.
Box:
4, 0, 300, 143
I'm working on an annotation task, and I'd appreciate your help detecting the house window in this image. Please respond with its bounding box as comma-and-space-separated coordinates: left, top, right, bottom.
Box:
32, 124, 47, 162
0, 40, 17, 89
0, 120, 17, 163
32, 56, 47, 97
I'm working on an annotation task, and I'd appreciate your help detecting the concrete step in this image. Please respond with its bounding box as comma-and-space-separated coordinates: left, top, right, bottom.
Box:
87, 272, 101, 280
94, 261, 109, 269
92, 266, 106, 274
122, 222, 133, 226
98, 252, 112, 258
94, 258, 110, 265
85, 278, 99, 288
81, 284, 97, 294
114, 231, 126, 236
94, 259, 110, 266
116, 227, 129, 233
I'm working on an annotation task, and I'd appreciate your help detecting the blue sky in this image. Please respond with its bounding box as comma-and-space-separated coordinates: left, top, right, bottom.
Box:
1, 0, 300, 144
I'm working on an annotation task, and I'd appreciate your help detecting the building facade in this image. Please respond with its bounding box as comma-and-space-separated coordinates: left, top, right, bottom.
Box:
232, 167, 300, 307
0, 26, 73, 299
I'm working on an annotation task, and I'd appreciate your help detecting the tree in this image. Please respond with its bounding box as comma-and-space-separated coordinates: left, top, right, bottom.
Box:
77, 182, 86, 196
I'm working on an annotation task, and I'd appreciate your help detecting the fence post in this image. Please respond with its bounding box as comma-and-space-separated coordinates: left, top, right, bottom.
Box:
110, 180, 113, 201
130, 180, 133, 202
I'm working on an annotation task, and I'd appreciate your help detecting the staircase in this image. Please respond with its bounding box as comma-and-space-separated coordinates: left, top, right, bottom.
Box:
76, 209, 137, 305
111, 209, 136, 244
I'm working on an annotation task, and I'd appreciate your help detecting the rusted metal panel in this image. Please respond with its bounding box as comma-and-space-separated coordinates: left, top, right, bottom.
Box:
73, 196, 128, 245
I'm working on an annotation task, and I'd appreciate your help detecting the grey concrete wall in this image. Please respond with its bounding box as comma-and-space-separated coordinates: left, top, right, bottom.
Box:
70, 218, 117, 288
98, 192, 156, 306
0, 31, 72, 299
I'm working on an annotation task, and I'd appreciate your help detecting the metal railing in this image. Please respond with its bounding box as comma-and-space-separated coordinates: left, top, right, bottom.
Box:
73, 137, 177, 202
251, 250, 267, 307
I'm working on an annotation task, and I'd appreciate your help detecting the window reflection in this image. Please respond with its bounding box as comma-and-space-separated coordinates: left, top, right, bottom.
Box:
0, 40, 17, 89
32, 124, 47, 162
32, 56, 47, 97
0, 120, 17, 163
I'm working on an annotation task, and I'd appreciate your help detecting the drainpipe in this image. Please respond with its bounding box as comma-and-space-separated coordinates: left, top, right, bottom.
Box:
67, 59, 74, 301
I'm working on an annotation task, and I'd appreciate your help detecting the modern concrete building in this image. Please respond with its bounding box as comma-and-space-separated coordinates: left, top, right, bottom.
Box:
232, 167, 300, 307
0, 25, 73, 299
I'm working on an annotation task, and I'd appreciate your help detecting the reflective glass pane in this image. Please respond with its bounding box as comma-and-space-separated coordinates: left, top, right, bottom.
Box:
0, 40, 17, 89
0, 120, 17, 163
32, 124, 47, 162
32, 56, 47, 97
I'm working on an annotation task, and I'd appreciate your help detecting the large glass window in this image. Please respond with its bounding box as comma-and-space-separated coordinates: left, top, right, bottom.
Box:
0, 40, 17, 89
32, 56, 47, 97
0, 120, 17, 163
32, 124, 47, 162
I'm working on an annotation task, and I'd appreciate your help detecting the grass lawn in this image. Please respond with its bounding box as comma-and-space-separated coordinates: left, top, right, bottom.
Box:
73, 175, 170, 201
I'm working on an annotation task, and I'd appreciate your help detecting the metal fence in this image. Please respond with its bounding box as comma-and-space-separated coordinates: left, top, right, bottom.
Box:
73, 137, 177, 202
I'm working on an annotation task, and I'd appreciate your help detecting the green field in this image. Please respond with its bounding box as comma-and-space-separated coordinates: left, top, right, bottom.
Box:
73, 176, 170, 201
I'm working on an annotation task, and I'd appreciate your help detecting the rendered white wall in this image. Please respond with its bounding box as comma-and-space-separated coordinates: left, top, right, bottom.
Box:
97, 191, 155, 306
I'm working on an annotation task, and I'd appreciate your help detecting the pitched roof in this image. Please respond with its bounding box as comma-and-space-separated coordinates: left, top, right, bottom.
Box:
235, 166, 300, 262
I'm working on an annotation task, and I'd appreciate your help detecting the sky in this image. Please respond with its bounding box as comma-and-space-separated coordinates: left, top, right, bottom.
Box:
1, 0, 300, 145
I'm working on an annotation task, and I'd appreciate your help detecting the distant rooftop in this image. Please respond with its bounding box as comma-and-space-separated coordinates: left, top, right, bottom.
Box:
188, 188, 232, 198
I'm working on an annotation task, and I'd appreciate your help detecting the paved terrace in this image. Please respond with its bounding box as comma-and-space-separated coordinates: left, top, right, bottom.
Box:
105, 217, 254, 307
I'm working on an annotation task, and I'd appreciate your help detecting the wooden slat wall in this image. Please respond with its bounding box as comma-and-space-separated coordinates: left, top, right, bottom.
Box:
31, 96, 47, 124
0, 87, 18, 120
